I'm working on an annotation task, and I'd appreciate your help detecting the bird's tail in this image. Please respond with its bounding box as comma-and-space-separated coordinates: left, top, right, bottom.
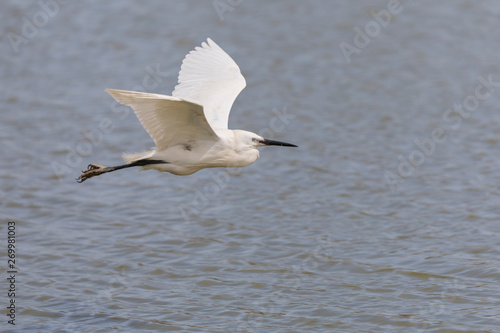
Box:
122, 150, 155, 164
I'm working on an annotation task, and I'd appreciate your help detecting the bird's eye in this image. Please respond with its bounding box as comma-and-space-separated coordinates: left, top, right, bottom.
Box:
252, 138, 259, 142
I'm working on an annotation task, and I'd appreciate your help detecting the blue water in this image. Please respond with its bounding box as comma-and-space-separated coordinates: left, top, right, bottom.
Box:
2, 1, 500, 332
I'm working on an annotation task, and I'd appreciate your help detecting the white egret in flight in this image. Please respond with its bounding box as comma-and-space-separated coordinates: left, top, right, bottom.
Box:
77, 38, 296, 183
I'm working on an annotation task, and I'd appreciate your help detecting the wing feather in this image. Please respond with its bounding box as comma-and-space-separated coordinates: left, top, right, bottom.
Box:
172, 38, 246, 130
106, 89, 219, 151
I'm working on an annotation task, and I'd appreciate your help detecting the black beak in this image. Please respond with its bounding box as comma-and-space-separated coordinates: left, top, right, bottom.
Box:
260, 138, 298, 147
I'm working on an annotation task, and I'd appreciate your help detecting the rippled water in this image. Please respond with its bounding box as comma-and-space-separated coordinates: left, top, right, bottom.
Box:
2, 1, 500, 332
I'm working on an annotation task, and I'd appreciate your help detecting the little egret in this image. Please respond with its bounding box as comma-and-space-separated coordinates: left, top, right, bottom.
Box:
77, 38, 297, 183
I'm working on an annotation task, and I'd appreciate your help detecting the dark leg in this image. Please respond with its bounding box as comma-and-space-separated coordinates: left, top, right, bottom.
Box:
76, 160, 168, 183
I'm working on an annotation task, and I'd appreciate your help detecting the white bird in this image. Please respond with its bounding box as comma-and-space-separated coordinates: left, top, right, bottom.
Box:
77, 38, 296, 183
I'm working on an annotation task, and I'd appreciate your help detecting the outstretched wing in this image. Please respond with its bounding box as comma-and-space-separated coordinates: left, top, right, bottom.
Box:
172, 38, 246, 130
106, 89, 219, 151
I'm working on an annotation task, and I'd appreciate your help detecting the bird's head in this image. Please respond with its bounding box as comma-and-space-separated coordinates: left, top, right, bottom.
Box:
234, 130, 298, 149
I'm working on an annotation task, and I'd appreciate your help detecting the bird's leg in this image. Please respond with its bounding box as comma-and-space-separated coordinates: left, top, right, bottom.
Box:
76, 159, 169, 183
76, 164, 116, 183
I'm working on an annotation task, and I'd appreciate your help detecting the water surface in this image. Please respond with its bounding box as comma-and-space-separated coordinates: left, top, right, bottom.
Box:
2, 1, 500, 332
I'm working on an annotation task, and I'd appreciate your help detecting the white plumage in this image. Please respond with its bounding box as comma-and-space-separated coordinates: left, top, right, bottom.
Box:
77, 38, 296, 183
172, 38, 246, 130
